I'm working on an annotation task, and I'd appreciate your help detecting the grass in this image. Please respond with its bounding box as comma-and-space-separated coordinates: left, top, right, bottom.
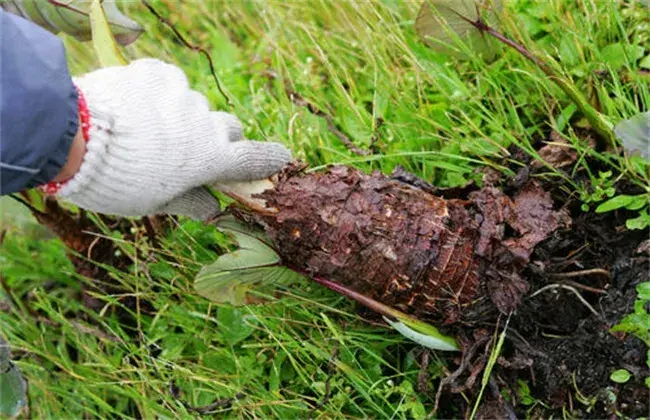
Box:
1, 0, 649, 417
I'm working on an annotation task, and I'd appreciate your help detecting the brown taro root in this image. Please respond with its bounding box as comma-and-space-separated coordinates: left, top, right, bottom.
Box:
242, 164, 567, 324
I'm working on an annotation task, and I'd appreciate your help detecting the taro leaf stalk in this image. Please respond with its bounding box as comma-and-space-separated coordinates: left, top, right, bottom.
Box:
462, 15, 617, 149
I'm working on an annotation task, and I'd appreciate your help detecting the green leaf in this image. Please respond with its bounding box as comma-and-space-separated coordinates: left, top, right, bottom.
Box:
516, 379, 535, 406
640, 55, 650, 70
269, 353, 287, 393
596, 195, 637, 213
614, 111, 650, 159
4, 0, 142, 45
0, 339, 27, 417
194, 232, 279, 305
601, 43, 645, 71
637, 282, 650, 301
89, 0, 128, 67
627, 195, 649, 211
558, 34, 581, 66
196, 265, 299, 305
415, 0, 502, 61
383, 317, 459, 351
610, 369, 632, 384
556, 103, 578, 132
217, 307, 257, 345
645, 376, 650, 389
194, 227, 302, 305
215, 215, 273, 244
626, 211, 650, 230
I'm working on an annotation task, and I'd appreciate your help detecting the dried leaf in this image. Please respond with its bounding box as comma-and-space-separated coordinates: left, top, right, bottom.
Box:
533, 131, 578, 169
504, 182, 566, 262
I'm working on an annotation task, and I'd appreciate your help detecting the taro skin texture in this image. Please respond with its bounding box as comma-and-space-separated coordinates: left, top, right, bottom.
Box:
254, 165, 563, 324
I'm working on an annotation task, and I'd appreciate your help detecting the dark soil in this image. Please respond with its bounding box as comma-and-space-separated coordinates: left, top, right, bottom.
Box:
507, 209, 649, 418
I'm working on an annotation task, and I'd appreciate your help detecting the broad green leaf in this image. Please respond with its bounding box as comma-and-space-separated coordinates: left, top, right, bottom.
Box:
1, 0, 141, 45
558, 34, 581, 67
637, 282, 650, 301
626, 212, 650, 230
628, 196, 649, 211
206, 230, 280, 269
640, 55, 650, 70
601, 43, 645, 71
194, 226, 302, 305
215, 215, 273, 244
196, 265, 299, 305
0, 339, 27, 417
383, 316, 459, 351
595, 195, 638, 213
217, 307, 257, 345
610, 369, 632, 384
614, 111, 650, 159
0, 365, 27, 417
415, 0, 502, 61
89, 0, 128, 67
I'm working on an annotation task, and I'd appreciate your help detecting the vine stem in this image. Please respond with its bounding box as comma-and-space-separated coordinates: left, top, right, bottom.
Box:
141, 0, 232, 107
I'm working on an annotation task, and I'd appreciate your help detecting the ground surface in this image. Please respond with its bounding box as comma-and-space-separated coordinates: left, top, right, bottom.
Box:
1, 0, 649, 418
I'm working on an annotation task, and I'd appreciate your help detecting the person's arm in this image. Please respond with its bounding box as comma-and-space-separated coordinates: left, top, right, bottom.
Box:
1, 9, 291, 220
0, 8, 80, 194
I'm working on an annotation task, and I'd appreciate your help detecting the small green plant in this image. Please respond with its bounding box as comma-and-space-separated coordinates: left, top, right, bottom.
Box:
596, 193, 650, 230
611, 282, 650, 347
578, 171, 617, 212
516, 379, 536, 406
609, 369, 632, 384
611, 281, 650, 388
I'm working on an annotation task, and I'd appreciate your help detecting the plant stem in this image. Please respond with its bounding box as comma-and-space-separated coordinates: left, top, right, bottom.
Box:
459, 14, 616, 148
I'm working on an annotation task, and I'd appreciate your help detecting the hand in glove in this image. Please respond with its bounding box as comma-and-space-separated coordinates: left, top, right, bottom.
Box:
46, 59, 291, 220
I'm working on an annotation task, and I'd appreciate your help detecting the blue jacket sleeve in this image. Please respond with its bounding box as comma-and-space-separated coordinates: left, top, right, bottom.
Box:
1, 8, 78, 194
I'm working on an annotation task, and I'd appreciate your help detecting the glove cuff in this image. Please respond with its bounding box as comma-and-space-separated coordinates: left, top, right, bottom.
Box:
57, 108, 114, 197
40, 85, 91, 195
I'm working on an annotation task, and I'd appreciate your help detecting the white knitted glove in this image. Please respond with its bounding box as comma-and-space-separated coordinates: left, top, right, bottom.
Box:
57, 59, 291, 220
